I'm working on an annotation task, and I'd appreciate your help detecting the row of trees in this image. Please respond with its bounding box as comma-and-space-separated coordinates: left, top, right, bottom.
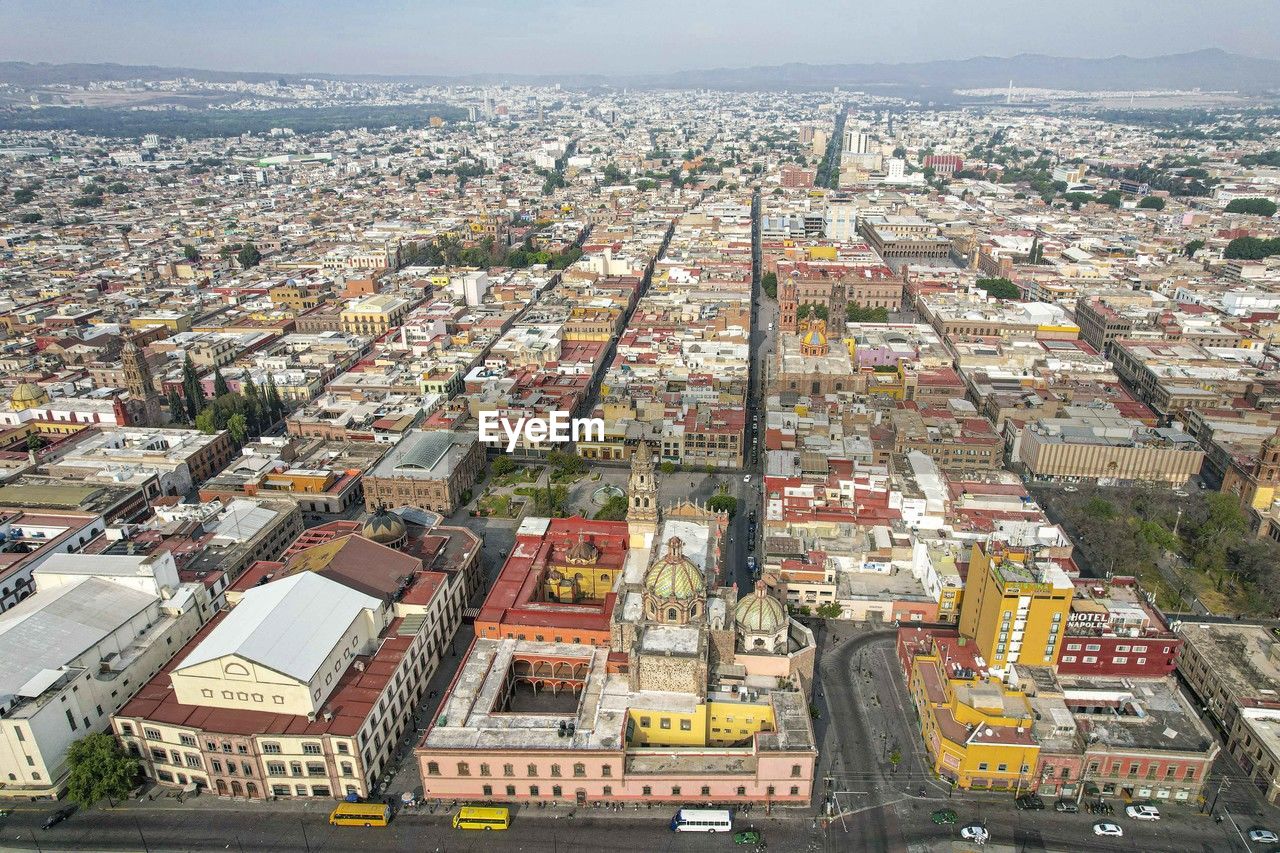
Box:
1225, 236, 1280, 261
1225, 197, 1279, 217
168, 357, 287, 446
977, 277, 1020, 300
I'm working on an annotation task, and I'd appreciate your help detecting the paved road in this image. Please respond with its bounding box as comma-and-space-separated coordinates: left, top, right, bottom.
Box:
0, 808, 818, 852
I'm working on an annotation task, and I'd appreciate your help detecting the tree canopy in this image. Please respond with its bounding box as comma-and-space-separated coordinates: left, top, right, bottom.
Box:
64, 733, 138, 808
1225, 198, 1278, 217
977, 277, 1020, 300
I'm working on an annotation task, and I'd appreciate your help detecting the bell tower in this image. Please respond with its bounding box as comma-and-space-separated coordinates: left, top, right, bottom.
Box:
627, 440, 659, 548
122, 335, 162, 426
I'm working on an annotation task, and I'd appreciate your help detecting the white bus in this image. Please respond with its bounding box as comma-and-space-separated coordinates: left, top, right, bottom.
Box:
669, 808, 733, 832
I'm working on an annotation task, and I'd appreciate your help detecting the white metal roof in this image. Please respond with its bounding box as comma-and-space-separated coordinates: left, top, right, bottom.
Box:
177, 572, 380, 684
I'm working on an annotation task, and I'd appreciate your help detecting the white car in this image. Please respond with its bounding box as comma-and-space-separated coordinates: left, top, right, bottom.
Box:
1093, 822, 1123, 837
1125, 804, 1160, 821
743, 475, 751, 483
1250, 829, 1280, 844
959, 825, 988, 843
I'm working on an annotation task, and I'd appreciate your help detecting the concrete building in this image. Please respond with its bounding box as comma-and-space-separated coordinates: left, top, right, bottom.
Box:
114, 513, 465, 800
0, 552, 207, 798
415, 447, 818, 806
1176, 623, 1280, 803
45, 428, 236, 497
339, 294, 411, 338
1016, 407, 1205, 485
362, 429, 486, 515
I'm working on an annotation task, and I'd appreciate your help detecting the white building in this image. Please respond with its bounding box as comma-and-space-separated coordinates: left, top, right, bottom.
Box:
0, 552, 207, 798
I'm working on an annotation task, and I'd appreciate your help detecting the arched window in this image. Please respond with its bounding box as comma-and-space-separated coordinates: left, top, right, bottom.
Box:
667, 608, 678, 621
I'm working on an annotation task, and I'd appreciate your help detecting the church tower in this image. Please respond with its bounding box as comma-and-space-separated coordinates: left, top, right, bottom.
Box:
778, 270, 798, 332
627, 440, 659, 548
122, 335, 161, 426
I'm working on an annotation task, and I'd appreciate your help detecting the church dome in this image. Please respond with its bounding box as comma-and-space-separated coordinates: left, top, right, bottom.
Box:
801, 328, 827, 349
734, 581, 787, 634
644, 536, 704, 600
565, 532, 600, 565
361, 506, 408, 548
10, 383, 48, 410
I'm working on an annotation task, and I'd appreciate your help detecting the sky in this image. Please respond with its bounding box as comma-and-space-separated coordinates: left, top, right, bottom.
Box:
1, 0, 1278, 77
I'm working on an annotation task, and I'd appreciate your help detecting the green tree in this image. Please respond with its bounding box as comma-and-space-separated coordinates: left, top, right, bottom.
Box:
977, 277, 1020, 300
816, 602, 843, 619
1137, 196, 1166, 210
240, 374, 264, 436
846, 305, 889, 323
64, 733, 138, 809
265, 374, 285, 423
19, 212, 42, 224
181, 354, 203, 421
798, 303, 828, 322
1225, 236, 1280, 261
1097, 190, 1123, 208
194, 409, 217, 434
707, 484, 738, 517
227, 413, 248, 447
182, 244, 201, 261
213, 368, 230, 398
659, 461, 677, 475
166, 388, 186, 424
237, 242, 262, 269
594, 494, 629, 521
761, 271, 778, 299
1184, 239, 1205, 258
491, 456, 515, 477
1225, 198, 1279, 217
13, 188, 35, 204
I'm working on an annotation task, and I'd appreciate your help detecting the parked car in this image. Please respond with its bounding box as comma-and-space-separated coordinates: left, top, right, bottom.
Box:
1014, 794, 1045, 810
41, 806, 75, 830
1093, 822, 1124, 837
930, 809, 958, 825
959, 824, 989, 843
743, 474, 751, 483
733, 829, 761, 844
1054, 799, 1079, 813
1125, 804, 1160, 821
1249, 828, 1280, 844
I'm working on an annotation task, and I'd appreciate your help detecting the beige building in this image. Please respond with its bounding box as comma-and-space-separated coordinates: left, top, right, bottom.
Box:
1017, 409, 1204, 485
339, 294, 411, 337
363, 429, 486, 514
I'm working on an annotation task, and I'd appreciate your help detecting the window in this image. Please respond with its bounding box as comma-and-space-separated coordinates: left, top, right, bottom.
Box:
503, 764, 514, 777
791, 764, 802, 778
978, 763, 988, 771
1066, 643, 1081, 651
179, 734, 197, 747
185, 755, 202, 769
642, 786, 652, 796
528, 764, 538, 777
506, 785, 516, 796
530, 785, 540, 797
267, 762, 286, 776
701, 786, 711, 797
791, 786, 799, 796
660, 719, 671, 730
480, 763, 491, 777
1184, 767, 1196, 780
306, 762, 325, 777
1083, 656, 1098, 663
552, 785, 562, 797
457, 762, 470, 777
1115, 645, 1130, 653
427, 762, 440, 776
483, 784, 493, 797
1085, 644, 1101, 652
262, 743, 281, 755
151, 748, 167, 763
601, 765, 611, 778
573, 763, 586, 777
603, 785, 612, 797
1060, 655, 1077, 663
1112, 656, 1128, 665
144, 728, 162, 740
671, 786, 681, 796
302, 743, 322, 755
737, 786, 747, 796
997, 764, 1008, 772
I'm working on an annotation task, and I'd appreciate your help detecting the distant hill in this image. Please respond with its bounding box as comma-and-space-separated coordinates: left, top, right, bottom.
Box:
1, 49, 1278, 92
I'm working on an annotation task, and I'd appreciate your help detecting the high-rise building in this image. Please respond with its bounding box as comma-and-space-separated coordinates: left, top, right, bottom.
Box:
957, 542, 1074, 672
842, 127, 873, 155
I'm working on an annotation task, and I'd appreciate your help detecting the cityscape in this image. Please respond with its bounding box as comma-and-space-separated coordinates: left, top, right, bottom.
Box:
2, 2, 1280, 851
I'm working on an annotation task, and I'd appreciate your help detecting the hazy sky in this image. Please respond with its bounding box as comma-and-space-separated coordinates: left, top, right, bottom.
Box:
1, 0, 1278, 76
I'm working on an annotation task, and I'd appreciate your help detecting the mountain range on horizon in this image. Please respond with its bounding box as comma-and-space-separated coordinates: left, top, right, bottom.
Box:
1, 48, 1279, 93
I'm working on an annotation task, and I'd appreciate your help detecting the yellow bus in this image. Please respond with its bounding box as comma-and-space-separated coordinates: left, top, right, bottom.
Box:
452, 805, 510, 831
329, 801, 392, 827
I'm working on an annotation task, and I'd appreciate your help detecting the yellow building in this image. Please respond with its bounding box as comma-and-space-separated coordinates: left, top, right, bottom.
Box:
902, 629, 1040, 790
340, 294, 410, 337
958, 543, 1074, 671
130, 312, 193, 333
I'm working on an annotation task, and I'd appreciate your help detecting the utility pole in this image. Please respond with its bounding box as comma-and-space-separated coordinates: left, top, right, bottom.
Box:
1207, 775, 1230, 815
133, 817, 149, 853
